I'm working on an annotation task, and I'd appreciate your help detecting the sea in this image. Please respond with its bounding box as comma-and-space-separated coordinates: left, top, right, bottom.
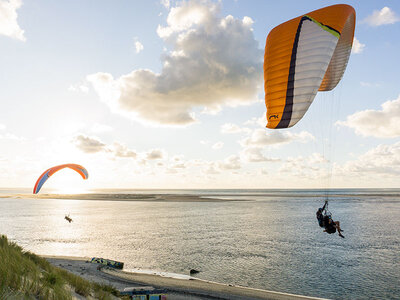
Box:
0, 188, 399, 300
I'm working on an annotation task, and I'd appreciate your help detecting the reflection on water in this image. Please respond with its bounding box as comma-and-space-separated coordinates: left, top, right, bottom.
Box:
0, 189, 399, 300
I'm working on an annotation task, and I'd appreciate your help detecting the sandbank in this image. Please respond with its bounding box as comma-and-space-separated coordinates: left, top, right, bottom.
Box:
7, 193, 247, 202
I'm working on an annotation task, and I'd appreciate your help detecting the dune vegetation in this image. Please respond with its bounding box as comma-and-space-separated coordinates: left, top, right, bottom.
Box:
0, 235, 124, 299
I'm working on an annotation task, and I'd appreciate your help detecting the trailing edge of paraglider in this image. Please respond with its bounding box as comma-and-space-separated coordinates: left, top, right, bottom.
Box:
33, 164, 89, 194
264, 4, 356, 129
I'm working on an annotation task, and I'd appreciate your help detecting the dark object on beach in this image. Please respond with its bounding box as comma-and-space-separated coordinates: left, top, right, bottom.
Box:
90, 257, 124, 269
64, 214, 73, 223
121, 286, 167, 298
190, 269, 200, 274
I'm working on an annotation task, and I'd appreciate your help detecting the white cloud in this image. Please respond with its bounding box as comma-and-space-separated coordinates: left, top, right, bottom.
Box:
160, 0, 170, 9
168, 155, 186, 169
146, 149, 165, 160
337, 95, 400, 138
0, 124, 25, 140
220, 123, 250, 134
88, 0, 262, 126
0, 132, 24, 140
351, 37, 365, 54
240, 129, 314, 147
73, 134, 139, 159
217, 155, 241, 170
278, 154, 329, 179
243, 114, 267, 127
0, 0, 25, 41
212, 141, 224, 149
337, 142, 400, 177
73, 135, 107, 153
241, 147, 280, 163
204, 163, 220, 174
69, 83, 89, 93
135, 40, 144, 53
111, 142, 137, 158
308, 152, 328, 164
363, 7, 399, 26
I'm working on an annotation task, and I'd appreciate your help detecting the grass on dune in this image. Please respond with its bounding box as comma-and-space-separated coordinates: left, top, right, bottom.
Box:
0, 235, 125, 300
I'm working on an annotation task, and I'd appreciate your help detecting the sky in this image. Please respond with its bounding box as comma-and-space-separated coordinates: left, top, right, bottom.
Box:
1, 0, 400, 191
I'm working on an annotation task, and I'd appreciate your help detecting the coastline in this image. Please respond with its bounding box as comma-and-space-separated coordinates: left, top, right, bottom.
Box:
44, 255, 327, 300
6, 193, 248, 202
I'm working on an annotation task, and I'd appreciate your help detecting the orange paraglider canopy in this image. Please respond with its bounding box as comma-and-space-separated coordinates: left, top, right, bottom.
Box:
33, 164, 88, 194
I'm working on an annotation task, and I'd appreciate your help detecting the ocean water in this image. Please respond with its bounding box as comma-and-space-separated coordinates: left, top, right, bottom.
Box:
0, 189, 399, 299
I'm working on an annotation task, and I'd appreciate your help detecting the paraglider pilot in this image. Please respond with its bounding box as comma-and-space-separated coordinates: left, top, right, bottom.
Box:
316, 200, 344, 238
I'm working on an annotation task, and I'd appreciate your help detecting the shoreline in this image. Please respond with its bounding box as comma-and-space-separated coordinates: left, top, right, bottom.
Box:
44, 255, 327, 300
5, 193, 250, 202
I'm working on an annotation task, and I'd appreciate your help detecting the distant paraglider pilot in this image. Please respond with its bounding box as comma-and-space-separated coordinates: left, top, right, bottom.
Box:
316, 200, 344, 238
65, 214, 73, 223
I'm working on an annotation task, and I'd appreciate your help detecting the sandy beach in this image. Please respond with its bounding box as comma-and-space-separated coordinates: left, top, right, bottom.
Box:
44, 256, 326, 300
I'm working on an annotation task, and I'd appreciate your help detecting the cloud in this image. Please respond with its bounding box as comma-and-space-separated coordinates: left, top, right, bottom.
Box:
169, 155, 186, 169
0, 0, 25, 41
135, 40, 144, 53
146, 149, 165, 160
337, 142, 400, 177
220, 123, 250, 134
68, 83, 89, 93
73, 135, 107, 153
0, 124, 25, 140
87, 0, 262, 126
73, 134, 139, 159
243, 114, 267, 127
111, 142, 137, 158
336, 95, 400, 138
240, 129, 314, 147
212, 141, 223, 149
204, 163, 220, 174
278, 153, 329, 179
217, 155, 241, 170
0, 132, 24, 140
241, 147, 280, 163
308, 153, 328, 164
363, 7, 399, 26
351, 37, 365, 54
160, 0, 170, 9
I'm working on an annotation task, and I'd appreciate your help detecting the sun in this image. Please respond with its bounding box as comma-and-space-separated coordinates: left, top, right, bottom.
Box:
41, 169, 91, 194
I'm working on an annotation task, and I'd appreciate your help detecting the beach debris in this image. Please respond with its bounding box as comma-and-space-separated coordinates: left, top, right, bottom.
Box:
190, 269, 200, 275
90, 257, 124, 269
33, 163, 89, 194
121, 286, 167, 299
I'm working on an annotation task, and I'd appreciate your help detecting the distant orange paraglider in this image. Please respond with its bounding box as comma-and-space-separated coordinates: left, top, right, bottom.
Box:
33, 164, 88, 194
